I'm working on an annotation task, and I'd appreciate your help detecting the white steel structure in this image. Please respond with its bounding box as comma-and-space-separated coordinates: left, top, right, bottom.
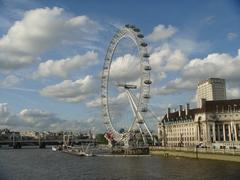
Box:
101, 24, 153, 147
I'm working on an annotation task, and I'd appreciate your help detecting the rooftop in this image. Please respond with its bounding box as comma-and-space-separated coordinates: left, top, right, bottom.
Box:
161, 99, 240, 123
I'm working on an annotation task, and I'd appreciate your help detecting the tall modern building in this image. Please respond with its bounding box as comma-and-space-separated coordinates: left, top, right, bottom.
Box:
197, 78, 226, 108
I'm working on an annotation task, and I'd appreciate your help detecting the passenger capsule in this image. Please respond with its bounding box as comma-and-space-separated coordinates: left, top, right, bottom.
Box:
144, 65, 151, 71
133, 28, 140, 32
137, 120, 144, 124
125, 24, 130, 28
144, 80, 152, 84
104, 66, 108, 70
129, 25, 136, 29
141, 42, 148, 47
141, 108, 148, 112
143, 53, 150, 58
101, 95, 106, 98
143, 94, 151, 99
137, 34, 144, 38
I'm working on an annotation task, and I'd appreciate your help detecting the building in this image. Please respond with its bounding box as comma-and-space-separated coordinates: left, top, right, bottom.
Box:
158, 77, 240, 149
197, 78, 226, 108
158, 100, 240, 149
20, 131, 39, 139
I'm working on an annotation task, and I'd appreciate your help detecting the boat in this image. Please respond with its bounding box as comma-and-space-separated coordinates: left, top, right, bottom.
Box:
78, 151, 94, 157
76, 143, 94, 157
52, 146, 58, 151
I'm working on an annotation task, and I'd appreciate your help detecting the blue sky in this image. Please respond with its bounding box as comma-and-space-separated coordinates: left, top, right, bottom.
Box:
0, 0, 240, 132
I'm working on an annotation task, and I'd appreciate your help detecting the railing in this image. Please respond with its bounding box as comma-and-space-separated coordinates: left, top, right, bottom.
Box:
0, 139, 98, 149
149, 146, 240, 155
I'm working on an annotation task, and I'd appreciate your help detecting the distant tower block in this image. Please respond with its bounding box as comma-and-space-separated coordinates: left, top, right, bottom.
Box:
197, 78, 226, 108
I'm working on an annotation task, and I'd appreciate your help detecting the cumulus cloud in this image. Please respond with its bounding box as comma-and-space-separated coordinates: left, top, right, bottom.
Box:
0, 75, 21, 87
152, 78, 195, 95
0, 7, 101, 70
0, 103, 10, 121
40, 75, 98, 103
182, 50, 240, 81
227, 88, 240, 99
110, 54, 140, 83
150, 45, 187, 73
0, 103, 104, 131
17, 109, 60, 129
203, 16, 215, 24
35, 51, 98, 78
153, 49, 240, 96
227, 32, 238, 41
86, 97, 101, 108
171, 38, 211, 55
146, 24, 177, 42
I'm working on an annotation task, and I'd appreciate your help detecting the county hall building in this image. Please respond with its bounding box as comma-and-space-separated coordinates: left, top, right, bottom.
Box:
158, 78, 240, 149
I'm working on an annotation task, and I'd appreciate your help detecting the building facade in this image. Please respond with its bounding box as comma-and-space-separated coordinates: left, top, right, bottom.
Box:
158, 100, 240, 149
197, 78, 226, 108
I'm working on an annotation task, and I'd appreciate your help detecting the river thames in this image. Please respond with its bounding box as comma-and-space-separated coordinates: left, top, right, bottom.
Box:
0, 147, 240, 180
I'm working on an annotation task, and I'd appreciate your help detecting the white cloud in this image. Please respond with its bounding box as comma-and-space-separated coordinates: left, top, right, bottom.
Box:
150, 45, 187, 73
0, 7, 101, 70
146, 24, 177, 42
0, 103, 10, 121
40, 75, 98, 103
153, 49, 240, 96
152, 78, 195, 95
203, 16, 215, 24
227, 32, 238, 41
18, 109, 60, 129
35, 51, 98, 78
182, 50, 240, 81
0, 103, 104, 131
110, 54, 140, 83
0, 75, 21, 87
227, 88, 240, 99
86, 97, 101, 108
172, 38, 211, 55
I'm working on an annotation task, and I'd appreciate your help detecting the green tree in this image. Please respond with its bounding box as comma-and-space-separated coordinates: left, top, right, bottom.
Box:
96, 133, 108, 144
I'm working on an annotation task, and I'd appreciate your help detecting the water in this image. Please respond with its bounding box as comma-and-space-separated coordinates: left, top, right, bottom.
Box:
0, 147, 240, 180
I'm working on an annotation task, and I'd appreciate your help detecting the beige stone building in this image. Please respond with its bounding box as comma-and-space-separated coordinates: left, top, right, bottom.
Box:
158, 100, 240, 149
20, 131, 39, 139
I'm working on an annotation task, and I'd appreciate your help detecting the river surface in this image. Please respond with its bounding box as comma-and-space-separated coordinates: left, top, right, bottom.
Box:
0, 147, 240, 180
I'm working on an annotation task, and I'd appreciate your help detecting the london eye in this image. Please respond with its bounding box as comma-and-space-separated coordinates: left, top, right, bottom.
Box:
101, 24, 153, 147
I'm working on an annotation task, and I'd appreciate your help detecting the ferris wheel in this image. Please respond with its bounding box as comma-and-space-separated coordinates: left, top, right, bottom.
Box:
101, 24, 153, 147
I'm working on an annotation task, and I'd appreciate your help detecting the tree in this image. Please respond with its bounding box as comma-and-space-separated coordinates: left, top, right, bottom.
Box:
96, 133, 108, 144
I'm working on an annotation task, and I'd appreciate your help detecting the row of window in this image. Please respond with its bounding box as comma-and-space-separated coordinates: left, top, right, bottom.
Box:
166, 137, 195, 142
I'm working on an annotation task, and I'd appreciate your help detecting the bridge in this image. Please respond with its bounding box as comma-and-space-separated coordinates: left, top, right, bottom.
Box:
0, 139, 97, 149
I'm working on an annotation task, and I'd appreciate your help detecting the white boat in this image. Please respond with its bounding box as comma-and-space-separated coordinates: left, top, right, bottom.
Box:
52, 146, 58, 151
77, 144, 94, 157
78, 151, 94, 157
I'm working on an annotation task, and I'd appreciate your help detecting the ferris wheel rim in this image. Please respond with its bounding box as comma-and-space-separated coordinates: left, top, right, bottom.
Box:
101, 25, 151, 142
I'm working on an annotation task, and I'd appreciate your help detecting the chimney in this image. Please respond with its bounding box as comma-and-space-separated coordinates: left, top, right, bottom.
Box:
167, 107, 171, 119
185, 103, 190, 116
179, 105, 183, 117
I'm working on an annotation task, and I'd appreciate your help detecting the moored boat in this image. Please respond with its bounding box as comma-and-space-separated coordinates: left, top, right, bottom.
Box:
52, 146, 57, 151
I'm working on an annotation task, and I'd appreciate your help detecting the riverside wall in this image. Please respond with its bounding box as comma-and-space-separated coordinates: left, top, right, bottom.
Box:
150, 146, 240, 162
